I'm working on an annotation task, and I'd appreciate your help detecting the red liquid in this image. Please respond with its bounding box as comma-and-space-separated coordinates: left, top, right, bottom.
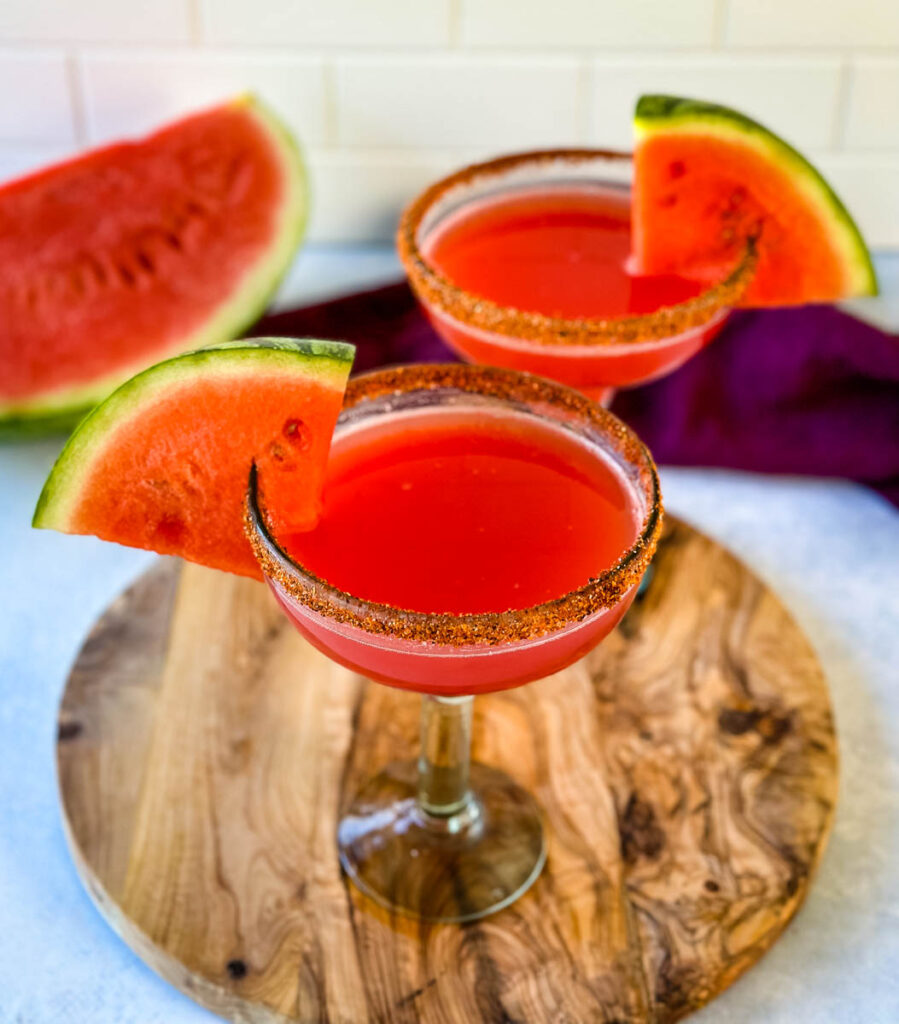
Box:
429, 186, 701, 319
283, 410, 638, 613
271, 409, 643, 694
422, 186, 726, 392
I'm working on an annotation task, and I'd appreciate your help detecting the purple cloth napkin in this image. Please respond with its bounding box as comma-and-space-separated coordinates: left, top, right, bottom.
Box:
254, 283, 899, 508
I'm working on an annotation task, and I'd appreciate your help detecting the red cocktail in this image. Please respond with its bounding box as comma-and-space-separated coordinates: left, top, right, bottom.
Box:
246, 364, 661, 922
399, 150, 754, 401
277, 397, 641, 692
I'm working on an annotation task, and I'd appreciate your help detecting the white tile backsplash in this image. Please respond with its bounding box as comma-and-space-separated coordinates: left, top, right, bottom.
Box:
845, 60, 899, 152
0, 0, 894, 246
815, 155, 899, 250
592, 56, 841, 151
726, 0, 899, 49
80, 51, 328, 146
306, 150, 478, 242
200, 0, 451, 48
336, 56, 585, 149
0, 0, 191, 44
0, 51, 75, 143
460, 0, 716, 49
0, 144, 77, 181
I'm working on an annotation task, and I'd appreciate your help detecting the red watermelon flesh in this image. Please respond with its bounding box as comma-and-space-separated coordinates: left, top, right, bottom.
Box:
632, 95, 877, 306
0, 96, 306, 434
33, 339, 354, 580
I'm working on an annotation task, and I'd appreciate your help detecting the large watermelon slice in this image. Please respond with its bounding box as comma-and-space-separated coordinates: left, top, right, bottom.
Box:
33, 339, 354, 580
1, 96, 307, 437
632, 95, 877, 306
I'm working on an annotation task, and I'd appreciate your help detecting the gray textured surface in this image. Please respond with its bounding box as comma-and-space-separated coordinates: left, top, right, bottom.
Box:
0, 248, 896, 1023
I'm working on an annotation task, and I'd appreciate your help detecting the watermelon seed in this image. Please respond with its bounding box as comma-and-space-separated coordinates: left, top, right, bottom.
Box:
136, 249, 156, 274
268, 440, 298, 471
669, 160, 686, 179
186, 200, 210, 221
165, 232, 183, 252
283, 418, 311, 451
87, 256, 107, 286
117, 263, 137, 288
659, 194, 678, 209
155, 514, 186, 545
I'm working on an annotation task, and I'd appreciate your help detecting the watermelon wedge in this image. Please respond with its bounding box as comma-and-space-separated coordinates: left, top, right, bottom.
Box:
1, 96, 307, 438
632, 95, 878, 306
33, 339, 354, 580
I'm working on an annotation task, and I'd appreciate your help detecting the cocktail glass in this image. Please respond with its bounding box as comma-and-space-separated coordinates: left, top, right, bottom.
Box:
245, 364, 662, 923
398, 150, 756, 403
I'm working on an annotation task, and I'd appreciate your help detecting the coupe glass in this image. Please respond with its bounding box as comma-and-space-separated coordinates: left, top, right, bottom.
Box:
398, 149, 756, 403
245, 364, 662, 923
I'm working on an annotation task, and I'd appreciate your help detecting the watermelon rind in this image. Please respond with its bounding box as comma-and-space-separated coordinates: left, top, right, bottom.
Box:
33, 338, 354, 533
634, 94, 878, 298
2, 95, 309, 440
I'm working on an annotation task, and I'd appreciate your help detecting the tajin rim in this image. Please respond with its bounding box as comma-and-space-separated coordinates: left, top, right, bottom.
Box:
397, 147, 757, 348
245, 363, 663, 647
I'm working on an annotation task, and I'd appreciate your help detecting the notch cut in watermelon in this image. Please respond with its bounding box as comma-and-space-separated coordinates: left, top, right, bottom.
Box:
632, 95, 877, 306
1, 96, 307, 437
33, 339, 354, 580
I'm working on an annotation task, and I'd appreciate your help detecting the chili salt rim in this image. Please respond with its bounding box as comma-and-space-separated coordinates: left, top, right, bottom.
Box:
245, 363, 663, 647
397, 147, 757, 348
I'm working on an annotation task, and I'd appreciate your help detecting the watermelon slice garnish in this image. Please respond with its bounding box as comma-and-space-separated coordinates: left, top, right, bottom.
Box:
33, 339, 354, 580
0, 96, 307, 438
632, 95, 878, 306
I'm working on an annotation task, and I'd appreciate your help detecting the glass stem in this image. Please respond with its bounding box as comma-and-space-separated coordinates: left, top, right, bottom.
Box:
418, 695, 474, 818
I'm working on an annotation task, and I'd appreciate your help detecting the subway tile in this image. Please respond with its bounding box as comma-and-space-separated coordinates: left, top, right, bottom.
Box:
461, 0, 715, 48
306, 149, 478, 242
591, 57, 841, 152
200, 0, 450, 47
0, 51, 75, 143
815, 155, 899, 249
0, 0, 190, 44
336, 56, 585, 149
80, 51, 327, 146
0, 144, 77, 184
845, 60, 899, 151
725, 0, 899, 49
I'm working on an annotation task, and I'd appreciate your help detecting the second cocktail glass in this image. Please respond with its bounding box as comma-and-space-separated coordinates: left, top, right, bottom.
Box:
398, 150, 756, 402
246, 365, 662, 923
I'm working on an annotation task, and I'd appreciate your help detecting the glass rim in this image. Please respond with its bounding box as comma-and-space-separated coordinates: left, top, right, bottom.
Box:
244, 363, 663, 648
397, 147, 757, 349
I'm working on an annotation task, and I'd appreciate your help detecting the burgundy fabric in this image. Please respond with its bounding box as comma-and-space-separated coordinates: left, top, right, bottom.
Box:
254, 282, 899, 508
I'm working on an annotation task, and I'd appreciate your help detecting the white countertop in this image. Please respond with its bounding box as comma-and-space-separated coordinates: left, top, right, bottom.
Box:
1, 248, 897, 1023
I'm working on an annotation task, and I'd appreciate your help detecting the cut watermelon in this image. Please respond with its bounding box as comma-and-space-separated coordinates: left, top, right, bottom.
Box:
33, 339, 354, 580
632, 95, 877, 306
1, 96, 307, 437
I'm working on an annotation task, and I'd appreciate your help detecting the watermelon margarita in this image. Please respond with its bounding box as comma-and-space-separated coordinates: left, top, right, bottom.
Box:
246, 364, 662, 922
399, 150, 755, 400
249, 365, 659, 695
283, 406, 639, 622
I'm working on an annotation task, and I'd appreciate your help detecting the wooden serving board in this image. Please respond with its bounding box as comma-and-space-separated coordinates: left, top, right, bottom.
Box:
57, 517, 837, 1024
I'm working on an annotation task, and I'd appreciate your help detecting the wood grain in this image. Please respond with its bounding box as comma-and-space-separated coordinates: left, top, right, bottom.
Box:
57, 517, 838, 1023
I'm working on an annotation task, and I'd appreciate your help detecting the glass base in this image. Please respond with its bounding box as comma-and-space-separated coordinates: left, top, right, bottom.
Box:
337, 760, 546, 923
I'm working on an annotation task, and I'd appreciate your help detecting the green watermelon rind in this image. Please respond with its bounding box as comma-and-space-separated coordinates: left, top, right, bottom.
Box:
32, 338, 354, 532
634, 94, 878, 298
2, 95, 310, 439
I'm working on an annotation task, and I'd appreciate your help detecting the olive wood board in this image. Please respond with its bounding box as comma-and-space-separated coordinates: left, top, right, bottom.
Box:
56, 516, 838, 1023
